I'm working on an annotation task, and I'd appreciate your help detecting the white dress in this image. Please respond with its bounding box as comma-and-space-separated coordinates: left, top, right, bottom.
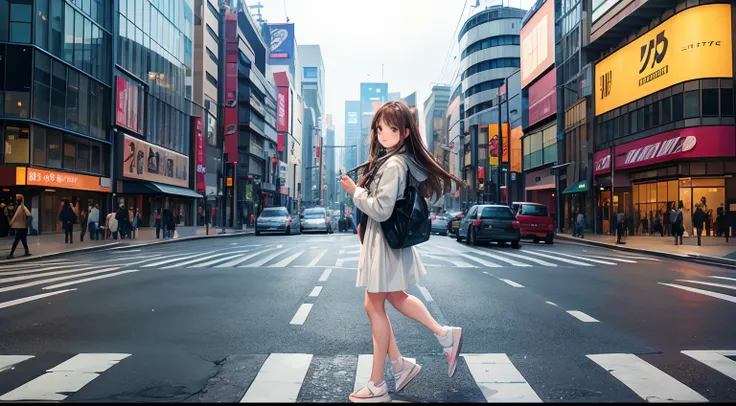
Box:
352, 154, 428, 293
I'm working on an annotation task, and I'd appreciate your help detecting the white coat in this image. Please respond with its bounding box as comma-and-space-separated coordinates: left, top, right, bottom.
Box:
353, 153, 429, 293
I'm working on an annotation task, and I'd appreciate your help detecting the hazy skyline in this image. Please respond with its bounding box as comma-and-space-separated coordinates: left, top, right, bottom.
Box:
250, 0, 535, 146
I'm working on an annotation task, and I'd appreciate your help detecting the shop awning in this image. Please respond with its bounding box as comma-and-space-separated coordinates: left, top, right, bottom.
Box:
122, 181, 203, 198
562, 180, 588, 195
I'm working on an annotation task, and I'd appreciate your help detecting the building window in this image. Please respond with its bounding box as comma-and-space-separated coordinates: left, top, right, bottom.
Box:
461, 35, 520, 59
4, 45, 32, 118
35, 0, 49, 49
33, 51, 51, 122
62, 136, 76, 170
207, 0, 218, 17
464, 79, 504, 98
722, 88, 734, 117
206, 72, 217, 87
304, 67, 318, 79
49, 0, 63, 57
701, 88, 719, 117
684, 90, 699, 119
33, 125, 45, 165
206, 47, 218, 65
4, 123, 30, 164
672, 93, 683, 122
46, 127, 62, 168
462, 58, 520, 80
206, 24, 218, 42
9, 0, 32, 43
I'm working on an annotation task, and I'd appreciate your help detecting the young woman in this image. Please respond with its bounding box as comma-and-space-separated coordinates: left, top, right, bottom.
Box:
339, 101, 465, 403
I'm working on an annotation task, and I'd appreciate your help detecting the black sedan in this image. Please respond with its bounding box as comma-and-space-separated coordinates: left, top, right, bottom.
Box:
456, 204, 521, 248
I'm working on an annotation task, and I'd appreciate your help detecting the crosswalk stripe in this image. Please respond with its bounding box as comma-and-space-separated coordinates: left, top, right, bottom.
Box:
465, 250, 531, 267
240, 353, 313, 403
0, 265, 99, 284
676, 279, 736, 291
567, 310, 599, 323
142, 250, 230, 268
0, 289, 77, 310
522, 251, 593, 266
580, 255, 638, 263
215, 248, 279, 268
458, 253, 501, 268
243, 249, 290, 268
538, 250, 617, 265
463, 353, 542, 402
0, 263, 88, 277
0, 353, 130, 401
586, 353, 708, 402
709, 276, 736, 283
489, 250, 557, 267
500, 279, 524, 288
354, 354, 373, 393
161, 250, 253, 269
422, 254, 476, 268
271, 251, 306, 268
0, 355, 33, 373
192, 251, 255, 268
682, 350, 736, 381
658, 282, 736, 304
0, 260, 70, 271
0, 267, 120, 293
307, 250, 328, 267
42, 270, 142, 290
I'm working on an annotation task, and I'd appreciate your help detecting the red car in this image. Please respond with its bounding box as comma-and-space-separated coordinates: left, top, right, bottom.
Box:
511, 202, 554, 244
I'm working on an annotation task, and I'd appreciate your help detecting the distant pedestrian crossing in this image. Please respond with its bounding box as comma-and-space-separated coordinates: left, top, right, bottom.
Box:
1, 349, 734, 402
659, 274, 736, 305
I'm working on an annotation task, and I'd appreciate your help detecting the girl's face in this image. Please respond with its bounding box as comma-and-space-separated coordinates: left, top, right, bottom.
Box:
375, 117, 405, 150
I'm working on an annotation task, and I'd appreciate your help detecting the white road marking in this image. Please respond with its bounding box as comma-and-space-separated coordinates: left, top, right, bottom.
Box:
465, 250, 531, 267
676, 279, 736, 291
709, 276, 736, 283
658, 282, 736, 304
491, 250, 557, 267
243, 249, 290, 268
307, 250, 328, 267
0, 263, 89, 277
308, 286, 322, 297
681, 350, 736, 381
318, 269, 332, 282
0, 260, 70, 271
215, 248, 279, 268
463, 353, 542, 402
240, 353, 313, 403
500, 279, 524, 288
271, 251, 305, 268
289, 304, 313, 325
336, 256, 359, 267
42, 270, 141, 290
0, 355, 34, 373
0, 265, 101, 283
162, 250, 253, 269
522, 251, 593, 266
0, 353, 131, 401
567, 311, 599, 323
545, 301, 558, 307
338, 249, 346, 255
354, 354, 374, 393
0, 268, 120, 293
422, 254, 476, 268
459, 254, 503, 268
118, 249, 141, 253
142, 250, 229, 268
538, 250, 617, 265
586, 353, 707, 403
277, 244, 283, 248
230, 242, 238, 245
579, 255, 638, 264
418, 285, 434, 302
0, 289, 77, 310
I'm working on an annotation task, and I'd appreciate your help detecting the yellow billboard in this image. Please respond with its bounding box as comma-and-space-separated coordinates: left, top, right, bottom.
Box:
594, 4, 732, 116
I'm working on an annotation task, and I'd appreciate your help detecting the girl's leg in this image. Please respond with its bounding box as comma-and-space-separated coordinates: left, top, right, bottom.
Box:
386, 291, 445, 336
365, 291, 391, 383
386, 315, 401, 362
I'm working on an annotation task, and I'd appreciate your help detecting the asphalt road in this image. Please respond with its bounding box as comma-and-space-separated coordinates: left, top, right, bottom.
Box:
0, 231, 735, 403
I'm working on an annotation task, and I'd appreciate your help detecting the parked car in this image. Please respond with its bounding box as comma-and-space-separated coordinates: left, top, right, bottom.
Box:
456, 204, 520, 248
511, 202, 554, 244
301, 207, 333, 234
255, 207, 300, 236
430, 212, 452, 236
445, 211, 465, 235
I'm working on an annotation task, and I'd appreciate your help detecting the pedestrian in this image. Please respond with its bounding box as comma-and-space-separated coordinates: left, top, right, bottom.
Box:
79, 209, 87, 242
0, 199, 9, 238
115, 202, 129, 239
6, 194, 31, 259
675, 200, 684, 245
154, 210, 161, 239
88, 204, 100, 240
616, 210, 626, 244
339, 101, 465, 403
59, 200, 77, 244
576, 211, 585, 239
693, 204, 705, 246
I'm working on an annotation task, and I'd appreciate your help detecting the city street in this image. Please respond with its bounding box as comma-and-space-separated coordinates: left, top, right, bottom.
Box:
0, 233, 735, 402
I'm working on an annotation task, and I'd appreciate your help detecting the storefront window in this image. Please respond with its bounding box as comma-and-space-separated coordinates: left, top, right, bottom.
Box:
4, 123, 29, 163
46, 128, 62, 167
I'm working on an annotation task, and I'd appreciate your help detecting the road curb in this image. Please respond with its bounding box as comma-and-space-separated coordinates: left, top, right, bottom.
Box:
2, 230, 255, 263
556, 234, 736, 269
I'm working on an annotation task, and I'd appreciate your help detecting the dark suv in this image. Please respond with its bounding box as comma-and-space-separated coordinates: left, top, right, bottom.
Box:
456, 204, 521, 248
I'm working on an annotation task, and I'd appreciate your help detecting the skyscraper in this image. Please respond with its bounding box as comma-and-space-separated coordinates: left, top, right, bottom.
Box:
359, 83, 388, 164
344, 101, 361, 172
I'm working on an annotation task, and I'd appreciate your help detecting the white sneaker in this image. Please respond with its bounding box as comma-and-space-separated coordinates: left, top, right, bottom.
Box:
392, 357, 422, 392
437, 326, 463, 377
349, 380, 391, 403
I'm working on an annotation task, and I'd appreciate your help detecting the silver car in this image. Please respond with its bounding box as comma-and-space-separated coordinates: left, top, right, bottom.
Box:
255, 207, 300, 236
300, 208, 333, 234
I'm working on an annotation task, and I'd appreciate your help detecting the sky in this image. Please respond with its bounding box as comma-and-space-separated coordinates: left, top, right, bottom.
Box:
248, 0, 535, 145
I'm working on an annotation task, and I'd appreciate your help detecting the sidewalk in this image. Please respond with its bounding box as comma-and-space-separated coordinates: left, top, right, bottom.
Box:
1, 226, 254, 262
558, 232, 736, 265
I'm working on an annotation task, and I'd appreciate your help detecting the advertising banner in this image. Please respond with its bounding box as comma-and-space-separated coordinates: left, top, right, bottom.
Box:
115, 76, 143, 134
593, 126, 736, 176
22, 167, 111, 192
194, 117, 205, 193
528, 68, 557, 127
510, 126, 523, 173
122, 134, 189, 188
520, 0, 554, 88
269, 24, 294, 59
277, 86, 289, 132
225, 62, 238, 107
594, 4, 733, 115
488, 124, 509, 166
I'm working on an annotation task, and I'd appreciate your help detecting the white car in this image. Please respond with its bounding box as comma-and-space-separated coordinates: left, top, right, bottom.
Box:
300, 208, 333, 234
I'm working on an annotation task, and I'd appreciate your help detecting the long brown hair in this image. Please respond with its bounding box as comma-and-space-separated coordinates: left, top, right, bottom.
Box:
353, 101, 465, 199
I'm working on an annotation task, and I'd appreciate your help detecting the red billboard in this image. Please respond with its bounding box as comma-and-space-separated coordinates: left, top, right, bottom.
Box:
520, 0, 554, 88
527, 68, 557, 127
194, 117, 205, 193
115, 76, 143, 134
593, 126, 736, 176
277, 86, 289, 133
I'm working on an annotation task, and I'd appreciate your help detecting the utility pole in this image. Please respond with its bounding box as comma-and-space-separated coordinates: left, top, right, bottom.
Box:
217, 3, 227, 234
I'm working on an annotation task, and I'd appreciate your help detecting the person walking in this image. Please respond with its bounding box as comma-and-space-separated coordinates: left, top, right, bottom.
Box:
59, 200, 77, 244
5, 194, 31, 259
693, 204, 705, 246
675, 201, 685, 245
616, 210, 626, 244
339, 101, 465, 403
115, 202, 129, 239
79, 209, 87, 242
0, 199, 9, 238
575, 211, 585, 239
88, 204, 100, 240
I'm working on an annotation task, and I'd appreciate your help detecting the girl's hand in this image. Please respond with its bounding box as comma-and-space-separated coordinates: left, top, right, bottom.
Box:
339, 175, 357, 196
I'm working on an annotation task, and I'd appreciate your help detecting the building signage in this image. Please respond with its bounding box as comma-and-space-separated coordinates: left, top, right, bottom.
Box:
510, 126, 523, 173
194, 117, 205, 194
122, 134, 189, 188
277, 87, 289, 133
593, 126, 736, 175
488, 124, 509, 166
269, 24, 294, 59
520, 0, 554, 88
527, 68, 557, 127
115, 76, 143, 134
19, 167, 111, 192
594, 4, 733, 115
